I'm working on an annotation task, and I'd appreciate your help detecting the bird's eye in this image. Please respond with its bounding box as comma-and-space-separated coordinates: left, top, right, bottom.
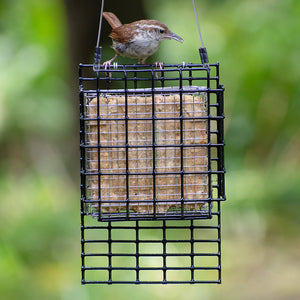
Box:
160, 29, 165, 34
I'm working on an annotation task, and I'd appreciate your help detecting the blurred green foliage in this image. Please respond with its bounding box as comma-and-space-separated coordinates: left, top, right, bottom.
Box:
0, 0, 300, 299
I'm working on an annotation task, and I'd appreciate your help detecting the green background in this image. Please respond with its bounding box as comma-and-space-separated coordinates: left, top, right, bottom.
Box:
0, 0, 299, 299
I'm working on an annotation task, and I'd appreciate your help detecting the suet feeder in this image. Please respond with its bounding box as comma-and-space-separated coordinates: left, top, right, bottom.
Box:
79, 0, 225, 284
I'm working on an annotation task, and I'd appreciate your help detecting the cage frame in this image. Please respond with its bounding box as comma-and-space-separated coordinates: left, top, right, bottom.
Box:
79, 63, 225, 222
79, 62, 225, 284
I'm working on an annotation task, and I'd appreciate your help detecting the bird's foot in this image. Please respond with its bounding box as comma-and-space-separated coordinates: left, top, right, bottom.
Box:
153, 62, 164, 79
102, 54, 119, 78
102, 60, 111, 69
154, 62, 164, 69
102, 60, 113, 78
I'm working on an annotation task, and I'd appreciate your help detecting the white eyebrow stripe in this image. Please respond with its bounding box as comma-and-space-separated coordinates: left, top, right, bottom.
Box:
137, 24, 165, 31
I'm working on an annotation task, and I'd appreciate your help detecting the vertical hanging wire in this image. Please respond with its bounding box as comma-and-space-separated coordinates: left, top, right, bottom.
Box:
93, 0, 105, 71
96, 0, 105, 48
192, 0, 209, 67
192, 0, 205, 48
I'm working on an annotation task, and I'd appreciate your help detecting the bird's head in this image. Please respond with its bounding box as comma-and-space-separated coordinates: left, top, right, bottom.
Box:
140, 20, 184, 43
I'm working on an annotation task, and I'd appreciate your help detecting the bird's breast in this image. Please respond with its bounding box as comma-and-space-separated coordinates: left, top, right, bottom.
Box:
113, 33, 160, 59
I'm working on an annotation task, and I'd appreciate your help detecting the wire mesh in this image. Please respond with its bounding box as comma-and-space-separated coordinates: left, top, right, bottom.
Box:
79, 63, 225, 284
80, 63, 225, 222
81, 204, 221, 284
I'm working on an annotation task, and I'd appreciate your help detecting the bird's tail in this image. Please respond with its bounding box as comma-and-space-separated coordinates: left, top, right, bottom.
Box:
103, 12, 122, 29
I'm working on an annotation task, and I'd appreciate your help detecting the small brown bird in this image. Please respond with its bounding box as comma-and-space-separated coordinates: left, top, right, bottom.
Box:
102, 12, 184, 67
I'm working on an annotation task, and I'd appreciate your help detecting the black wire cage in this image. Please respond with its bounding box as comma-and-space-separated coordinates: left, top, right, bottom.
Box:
79, 63, 225, 284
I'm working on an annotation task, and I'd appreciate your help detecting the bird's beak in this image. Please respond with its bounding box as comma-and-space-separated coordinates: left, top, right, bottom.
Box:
165, 32, 184, 43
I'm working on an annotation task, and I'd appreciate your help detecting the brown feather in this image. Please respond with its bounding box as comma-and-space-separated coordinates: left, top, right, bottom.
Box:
109, 20, 169, 43
110, 24, 139, 43
103, 12, 122, 29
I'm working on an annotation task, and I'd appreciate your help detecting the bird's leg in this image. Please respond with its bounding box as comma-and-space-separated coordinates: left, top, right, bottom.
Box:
103, 53, 119, 69
154, 62, 164, 79
138, 59, 164, 79
138, 58, 146, 64
154, 62, 164, 69
103, 54, 119, 78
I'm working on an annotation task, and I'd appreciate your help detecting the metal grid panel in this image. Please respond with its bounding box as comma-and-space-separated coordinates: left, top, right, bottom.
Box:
79, 63, 225, 222
81, 202, 221, 284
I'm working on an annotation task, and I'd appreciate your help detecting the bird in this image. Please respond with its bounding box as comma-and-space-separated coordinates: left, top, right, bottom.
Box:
102, 12, 184, 68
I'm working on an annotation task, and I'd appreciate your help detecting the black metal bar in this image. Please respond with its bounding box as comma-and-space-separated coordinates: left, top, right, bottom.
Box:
179, 68, 185, 218
219, 201, 222, 283
81, 115, 224, 122
217, 82, 226, 200
82, 143, 224, 150
124, 68, 130, 219
82, 170, 224, 177
94, 70, 102, 221
107, 221, 112, 284
83, 239, 220, 244
79, 72, 86, 284
83, 280, 221, 285
135, 221, 140, 283
83, 224, 220, 230
151, 68, 157, 218
83, 266, 220, 271
80, 62, 220, 68
133, 64, 138, 90
190, 220, 195, 282
162, 220, 167, 283
206, 68, 212, 207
